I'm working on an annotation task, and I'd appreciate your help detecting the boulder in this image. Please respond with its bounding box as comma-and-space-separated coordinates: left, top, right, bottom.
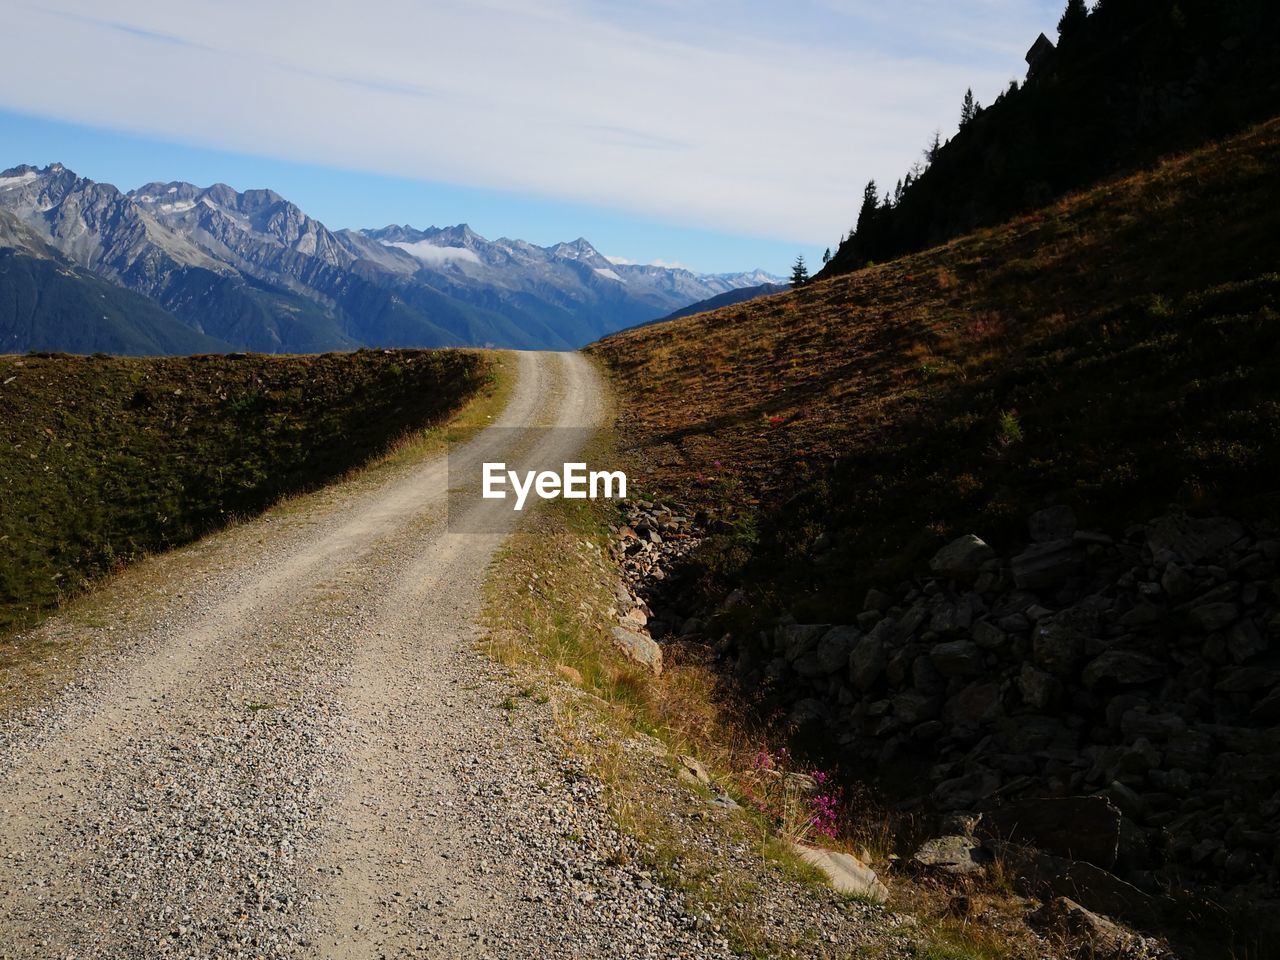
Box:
1033, 610, 1094, 677
1029, 505, 1077, 543
1189, 602, 1239, 633
794, 625, 856, 678
1146, 514, 1244, 564
977, 796, 1122, 869
930, 534, 995, 580
930, 639, 984, 677
944, 681, 1003, 729
1082, 650, 1166, 687
933, 768, 1001, 809
972, 620, 1008, 650
677, 755, 712, 787
1048, 861, 1165, 928
849, 633, 888, 691
892, 690, 941, 725
1012, 538, 1084, 589
912, 835, 990, 876
789, 842, 889, 902
610, 626, 663, 674
1028, 897, 1146, 959
780, 623, 831, 661
1019, 663, 1059, 710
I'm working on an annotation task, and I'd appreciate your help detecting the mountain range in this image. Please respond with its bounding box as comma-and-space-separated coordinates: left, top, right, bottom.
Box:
0, 164, 779, 355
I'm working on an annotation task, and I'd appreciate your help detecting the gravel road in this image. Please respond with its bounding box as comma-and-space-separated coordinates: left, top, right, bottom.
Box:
0, 351, 735, 959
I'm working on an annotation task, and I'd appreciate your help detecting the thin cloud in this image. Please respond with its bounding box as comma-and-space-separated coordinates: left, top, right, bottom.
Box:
0, 1, 1056, 244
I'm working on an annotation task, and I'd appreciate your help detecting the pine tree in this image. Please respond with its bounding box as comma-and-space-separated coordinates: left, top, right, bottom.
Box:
1057, 0, 1089, 42
790, 255, 810, 287
960, 88, 979, 127
822, 248, 831, 265
856, 180, 879, 235
924, 131, 942, 166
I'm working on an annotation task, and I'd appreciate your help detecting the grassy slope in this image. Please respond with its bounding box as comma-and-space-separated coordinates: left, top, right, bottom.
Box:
0, 348, 492, 635
590, 117, 1280, 623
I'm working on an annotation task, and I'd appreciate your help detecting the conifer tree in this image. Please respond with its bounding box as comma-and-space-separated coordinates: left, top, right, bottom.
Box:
960, 88, 979, 127
1058, 0, 1089, 42
790, 255, 810, 287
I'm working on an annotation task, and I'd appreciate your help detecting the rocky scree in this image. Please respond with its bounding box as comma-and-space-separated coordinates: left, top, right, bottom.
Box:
606, 500, 1280, 946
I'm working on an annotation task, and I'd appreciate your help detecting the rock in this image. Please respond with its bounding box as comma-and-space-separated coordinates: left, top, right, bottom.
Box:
677, 755, 711, 788
943, 682, 1002, 730
972, 620, 1008, 650
911, 835, 990, 876
977, 796, 1122, 869
1033, 608, 1096, 677
930, 534, 995, 580
912, 655, 946, 695
789, 842, 889, 902
1189, 602, 1239, 633
930, 639, 984, 677
1019, 663, 1059, 710
555, 663, 584, 685
1119, 710, 1185, 741
1228, 619, 1267, 662
610, 627, 662, 674
1215, 667, 1280, 693
1147, 514, 1244, 564
848, 633, 888, 691
892, 690, 940, 725
1028, 897, 1146, 958
1048, 861, 1165, 928
1081, 650, 1166, 687
933, 769, 1001, 809
1119, 604, 1162, 629
795, 626, 856, 678
863, 587, 891, 612
1159, 563, 1196, 600
780, 623, 830, 661
1029, 505, 1077, 543
1012, 539, 1084, 590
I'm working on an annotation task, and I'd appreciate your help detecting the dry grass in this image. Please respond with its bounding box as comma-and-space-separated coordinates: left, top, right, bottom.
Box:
588, 117, 1280, 624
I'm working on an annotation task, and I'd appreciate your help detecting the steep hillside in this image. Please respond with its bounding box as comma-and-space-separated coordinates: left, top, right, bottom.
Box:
0, 349, 492, 634
825, 0, 1280, 276
0, 210, 229, 355
591, 115, 1280, 626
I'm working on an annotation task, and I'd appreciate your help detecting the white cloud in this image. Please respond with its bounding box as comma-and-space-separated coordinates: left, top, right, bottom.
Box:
0, 1, 1056, 244
386, 240, 483, 266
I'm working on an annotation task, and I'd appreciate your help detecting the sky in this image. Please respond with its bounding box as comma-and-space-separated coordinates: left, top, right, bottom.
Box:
0, 0, 1064, 275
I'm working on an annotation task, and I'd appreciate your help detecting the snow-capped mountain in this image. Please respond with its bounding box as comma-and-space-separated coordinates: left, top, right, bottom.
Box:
0, 162, 783, 354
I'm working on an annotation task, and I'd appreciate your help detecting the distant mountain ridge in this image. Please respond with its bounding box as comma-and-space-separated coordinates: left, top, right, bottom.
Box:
0, 163, 781, 355
654, 282, 791, 324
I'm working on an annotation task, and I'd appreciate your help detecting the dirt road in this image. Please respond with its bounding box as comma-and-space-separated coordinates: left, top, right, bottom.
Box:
0, 351, 732, 959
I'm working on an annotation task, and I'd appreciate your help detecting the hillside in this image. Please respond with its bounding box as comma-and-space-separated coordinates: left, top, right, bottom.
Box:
592, 117, 1280, 609
589, 115, 1280, 943
824, 0, 1280, 277
0, 349, 492, 634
